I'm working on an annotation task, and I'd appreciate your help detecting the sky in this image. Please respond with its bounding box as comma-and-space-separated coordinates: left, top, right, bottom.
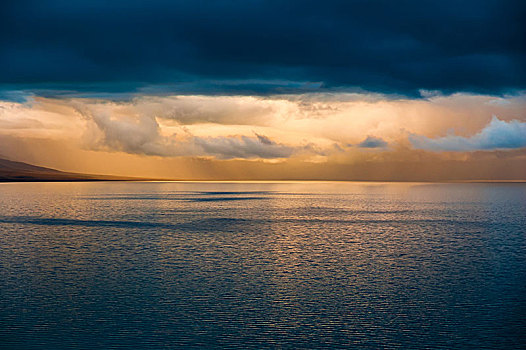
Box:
1, 0, 525, 180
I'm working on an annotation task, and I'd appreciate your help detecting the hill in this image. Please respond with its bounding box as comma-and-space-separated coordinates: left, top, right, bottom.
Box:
0, 158, 137, 182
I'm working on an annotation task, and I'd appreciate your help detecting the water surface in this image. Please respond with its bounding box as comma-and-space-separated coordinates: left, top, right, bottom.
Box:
1, 182, 525, 349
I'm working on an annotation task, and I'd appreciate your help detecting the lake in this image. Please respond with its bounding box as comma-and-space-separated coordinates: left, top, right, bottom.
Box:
1, 182, 525, 349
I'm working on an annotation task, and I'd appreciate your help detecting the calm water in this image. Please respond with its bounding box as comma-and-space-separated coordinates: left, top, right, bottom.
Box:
0, 181, 525, 349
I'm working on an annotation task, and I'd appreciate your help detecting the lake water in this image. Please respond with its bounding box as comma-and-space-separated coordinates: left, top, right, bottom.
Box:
0, 181, 525, 349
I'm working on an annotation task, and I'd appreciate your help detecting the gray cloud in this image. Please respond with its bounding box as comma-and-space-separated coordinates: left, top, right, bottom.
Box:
255, 133, 273, 145
409, 116, 526, 151
194, 135, 294, 159
357, 136, 388, 148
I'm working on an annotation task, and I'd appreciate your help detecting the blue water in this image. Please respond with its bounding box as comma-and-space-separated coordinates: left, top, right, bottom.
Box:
0, 182, 525, 349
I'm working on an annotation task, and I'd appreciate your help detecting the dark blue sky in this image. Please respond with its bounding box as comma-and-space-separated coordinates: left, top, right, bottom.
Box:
1, 0, 524, 96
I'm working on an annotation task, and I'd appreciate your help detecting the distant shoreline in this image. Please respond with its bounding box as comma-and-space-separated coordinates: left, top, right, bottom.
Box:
2, 158, 525, 183
2, 178, 525, 184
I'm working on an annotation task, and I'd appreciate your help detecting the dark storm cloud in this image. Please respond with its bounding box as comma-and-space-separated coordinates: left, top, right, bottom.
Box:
1, 0, 524, 96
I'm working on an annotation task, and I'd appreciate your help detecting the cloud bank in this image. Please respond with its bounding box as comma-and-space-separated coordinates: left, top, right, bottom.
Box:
1, 93, 525, 166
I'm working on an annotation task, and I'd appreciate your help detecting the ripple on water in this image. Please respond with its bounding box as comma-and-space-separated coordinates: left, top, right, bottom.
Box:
0, 182, 525, 349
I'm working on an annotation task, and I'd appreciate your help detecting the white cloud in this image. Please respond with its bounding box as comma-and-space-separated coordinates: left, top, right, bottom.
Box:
409, 116, 526, 151
72, 102, 301, 159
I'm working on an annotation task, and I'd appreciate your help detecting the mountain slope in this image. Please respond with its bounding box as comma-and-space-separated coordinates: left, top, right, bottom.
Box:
0, 158, 136, 182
